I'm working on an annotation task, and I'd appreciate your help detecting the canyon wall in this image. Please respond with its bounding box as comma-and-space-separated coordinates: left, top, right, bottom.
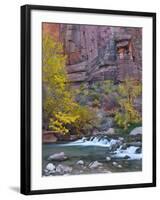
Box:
43, 23, 142, 85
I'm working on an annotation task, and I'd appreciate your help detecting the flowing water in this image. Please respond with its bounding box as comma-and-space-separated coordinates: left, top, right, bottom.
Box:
42, 135, 142, 176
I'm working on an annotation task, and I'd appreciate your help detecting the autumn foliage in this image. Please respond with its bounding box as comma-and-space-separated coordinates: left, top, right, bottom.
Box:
42, 33, 142, 136
115, 79, 142, 129
42, 34, 97, 135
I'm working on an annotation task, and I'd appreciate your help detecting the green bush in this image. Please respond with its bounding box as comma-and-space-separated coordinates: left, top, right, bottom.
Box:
114, 79, 142, 130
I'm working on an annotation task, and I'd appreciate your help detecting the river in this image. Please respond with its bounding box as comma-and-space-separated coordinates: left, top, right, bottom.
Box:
42, 135, 142, 176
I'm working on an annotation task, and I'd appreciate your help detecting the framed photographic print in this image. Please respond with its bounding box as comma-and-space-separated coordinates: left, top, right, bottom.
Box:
21, 4, 156, 195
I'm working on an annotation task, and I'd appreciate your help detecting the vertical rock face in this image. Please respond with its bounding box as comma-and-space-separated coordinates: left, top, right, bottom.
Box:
43, 23, 142, 84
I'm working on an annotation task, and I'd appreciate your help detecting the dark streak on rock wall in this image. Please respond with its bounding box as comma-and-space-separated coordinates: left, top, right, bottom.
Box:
43, 23, 142, 85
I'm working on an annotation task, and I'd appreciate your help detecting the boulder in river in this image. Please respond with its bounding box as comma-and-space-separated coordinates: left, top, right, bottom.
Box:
117, 164, 122, 168
106, 156, 111, 161
112, 161, 118, 167
127, 142, 142, 147
109, 139, 122, 151
129, 127, 142, 136
44, 163, 56, 175
56, 164, 72, 174
135, 147, 142, 154
118, 137, 124, 142
89, 161, 103, 169
76, 160, 84, 165
46, 163, 56, 171
48, 152, 68, 161
123, 155, 131, 159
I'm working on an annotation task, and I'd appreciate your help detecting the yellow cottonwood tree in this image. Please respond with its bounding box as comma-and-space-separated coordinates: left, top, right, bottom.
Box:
42, 33, 97, 135
42, 34, 79, 134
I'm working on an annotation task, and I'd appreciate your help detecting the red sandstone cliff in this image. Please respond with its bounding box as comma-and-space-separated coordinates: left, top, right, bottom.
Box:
42, 23, 142, 85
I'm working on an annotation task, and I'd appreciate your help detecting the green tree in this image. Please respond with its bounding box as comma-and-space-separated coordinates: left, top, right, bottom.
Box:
103, 80, 117, 94
71, 106, 99, 135
114, 78, 142, 130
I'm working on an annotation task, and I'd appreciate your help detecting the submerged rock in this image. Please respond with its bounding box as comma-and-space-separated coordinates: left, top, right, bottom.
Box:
106, 156, 111, 161
89, 161, 103, 169
76, 160, 84, 165
121, 143, 128, 150
135, 147, 142, 154
127, 142, 142, 147
109, 139, 122, 151
56, 164, 72, 174
112, 161, 118, 167
123, 155, 131, 159
48, 152, 68, 161
120, 142, 142, 150
117, 164, 122, 168
112, 161, 122, 168
118, 137, 124, 142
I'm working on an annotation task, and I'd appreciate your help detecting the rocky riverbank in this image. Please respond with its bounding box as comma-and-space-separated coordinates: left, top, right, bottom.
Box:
42, 127, 142, 176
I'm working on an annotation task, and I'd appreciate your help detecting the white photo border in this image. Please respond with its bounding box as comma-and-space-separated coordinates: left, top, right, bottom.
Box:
30, 9, 153, 191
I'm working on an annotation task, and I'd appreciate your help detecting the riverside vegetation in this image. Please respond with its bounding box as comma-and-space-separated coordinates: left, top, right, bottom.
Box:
42, 34, 142, 176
